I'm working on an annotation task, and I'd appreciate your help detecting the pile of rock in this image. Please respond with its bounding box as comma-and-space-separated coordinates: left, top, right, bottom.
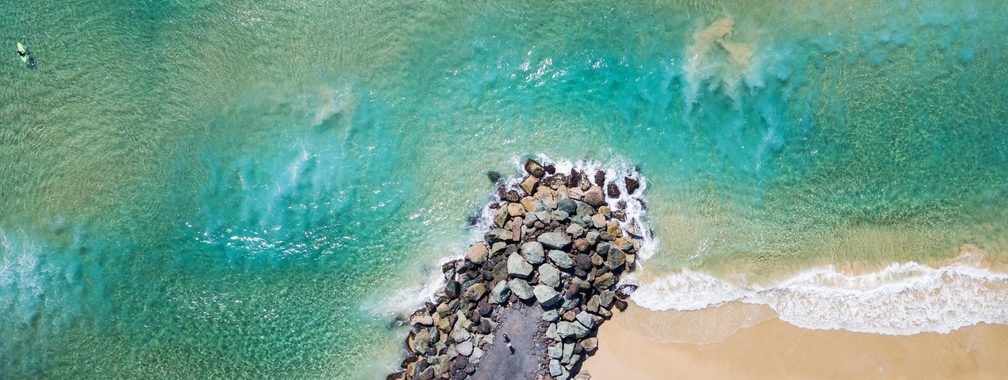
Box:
389, 159, 645, 380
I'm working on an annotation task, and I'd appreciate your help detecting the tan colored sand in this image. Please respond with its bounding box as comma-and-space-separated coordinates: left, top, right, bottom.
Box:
581, 303, 1008, 380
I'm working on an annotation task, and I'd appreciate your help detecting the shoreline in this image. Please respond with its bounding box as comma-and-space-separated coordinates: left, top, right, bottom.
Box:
583, 302, 1008, 380
625, 244, 1008, 336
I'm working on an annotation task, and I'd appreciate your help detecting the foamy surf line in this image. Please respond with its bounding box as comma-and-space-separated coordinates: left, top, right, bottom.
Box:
632, 251, 1008, 335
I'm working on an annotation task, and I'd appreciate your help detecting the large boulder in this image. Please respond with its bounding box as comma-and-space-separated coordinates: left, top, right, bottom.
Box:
539, 263, 561, 288
575, 311, 594, 329
465, 243, 488, 264
607, 183, 620, 198
537, 232, 571, 250
593, 272, 616, 290
525, 159, 546, 178
507, 253, 533, 279
565, 223, 584, 237
615, 284, 639, 299
548, 250, 574, 269
604, 246, 627, 270
593, 170, 606, 186
533, 285, 560, 308
549, 359, 563, 377
412, 329, 431, 353
556, 198, 577, 215
520, 176, 539, 194
502, 190, 521, 203
575, 200, 594, 219
584, 185, 605, 207
410, 313, 434, 327
506, 202, 525, 217
508, 279, 534, 300
580, 337, 599, 353
556, 321, 589, 339
520, 196, 539, 212
490, 281, 511, 304
456, 339, 473, 357
520, 242, 545, 265
463, 283, 487, 302
624, 176, 640, 194
575, 254, 593, 271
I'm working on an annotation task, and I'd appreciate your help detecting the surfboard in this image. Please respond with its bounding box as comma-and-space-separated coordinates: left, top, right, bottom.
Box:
17, 42, 27, 63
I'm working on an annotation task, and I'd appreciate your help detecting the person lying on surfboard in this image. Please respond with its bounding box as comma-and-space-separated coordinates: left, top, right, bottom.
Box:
17, 42, 36, 68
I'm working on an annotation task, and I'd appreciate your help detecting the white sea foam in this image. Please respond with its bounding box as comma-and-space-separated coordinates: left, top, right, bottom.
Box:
633, 255, 1008, 335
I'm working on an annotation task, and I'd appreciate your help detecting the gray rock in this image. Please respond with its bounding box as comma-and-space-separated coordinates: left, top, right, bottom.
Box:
585, 230, 600, 245
562, 294, 582, 310
549, 359, 563, 377
542, 309, 559, 322
557, 198, 577, 215
412, 329, 431, 353
490, 241, 507, 255
546, 322, 560, 341
575, 200, 594, 219
450, 326, 470, 342
490, 281, 511, 304
538, 232, 571, 249
584, 185, 606, 207
520, 241, 545, 265
534, 210, 552, 224
562, 342, 574, 364
604, 246, 626, 270
551, 210, 569, 222
456, 339, 473, 357
548, 344, 563, 359
539, 263, 561, 288
565, 223, 585, 237
507, 253, 533, 279
471, 346, 485, 363
548, 250, 574, 269
533, 285, 560, 308
556, 321, 589, 339
581, 337, 599, 352
576, 311, 594, 329
567, 354, 582, 371
508, 278, 535, 300
488, 228, 512, 242
600, 290, 615, 308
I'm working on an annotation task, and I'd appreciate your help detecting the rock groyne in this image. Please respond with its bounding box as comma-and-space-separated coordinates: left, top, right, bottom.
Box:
390, 159, 646, 380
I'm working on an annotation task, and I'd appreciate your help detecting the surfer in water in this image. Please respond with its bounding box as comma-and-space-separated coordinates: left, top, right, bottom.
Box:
17, 42, 36, 68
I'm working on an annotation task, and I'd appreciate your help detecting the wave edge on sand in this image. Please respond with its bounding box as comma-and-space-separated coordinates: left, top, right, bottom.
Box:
632, 247, 1008, 335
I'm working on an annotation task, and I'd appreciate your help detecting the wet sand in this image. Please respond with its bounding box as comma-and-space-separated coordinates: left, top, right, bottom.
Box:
581, 302, 1008, 380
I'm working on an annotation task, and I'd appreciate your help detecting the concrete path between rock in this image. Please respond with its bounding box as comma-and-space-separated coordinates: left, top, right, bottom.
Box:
472, 303, 545, 380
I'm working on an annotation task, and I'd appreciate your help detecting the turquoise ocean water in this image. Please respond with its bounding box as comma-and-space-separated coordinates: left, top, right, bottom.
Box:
2, 1, 1007, 377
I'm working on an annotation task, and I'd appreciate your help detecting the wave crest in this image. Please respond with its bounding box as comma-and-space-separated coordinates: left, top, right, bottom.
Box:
633, 251, 1008, 335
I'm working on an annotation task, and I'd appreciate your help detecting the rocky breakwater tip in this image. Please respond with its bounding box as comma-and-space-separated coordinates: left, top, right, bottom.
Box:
389, 158, 647, 380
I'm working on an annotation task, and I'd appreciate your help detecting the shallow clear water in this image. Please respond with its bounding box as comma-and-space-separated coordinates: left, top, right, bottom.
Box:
2, 0, 1007, 377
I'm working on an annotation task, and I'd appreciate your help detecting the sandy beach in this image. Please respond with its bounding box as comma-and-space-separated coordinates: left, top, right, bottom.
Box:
581, 302, 1008, 380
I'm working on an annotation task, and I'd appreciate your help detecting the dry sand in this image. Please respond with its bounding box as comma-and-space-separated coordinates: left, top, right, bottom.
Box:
581, 302, 1008, 380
